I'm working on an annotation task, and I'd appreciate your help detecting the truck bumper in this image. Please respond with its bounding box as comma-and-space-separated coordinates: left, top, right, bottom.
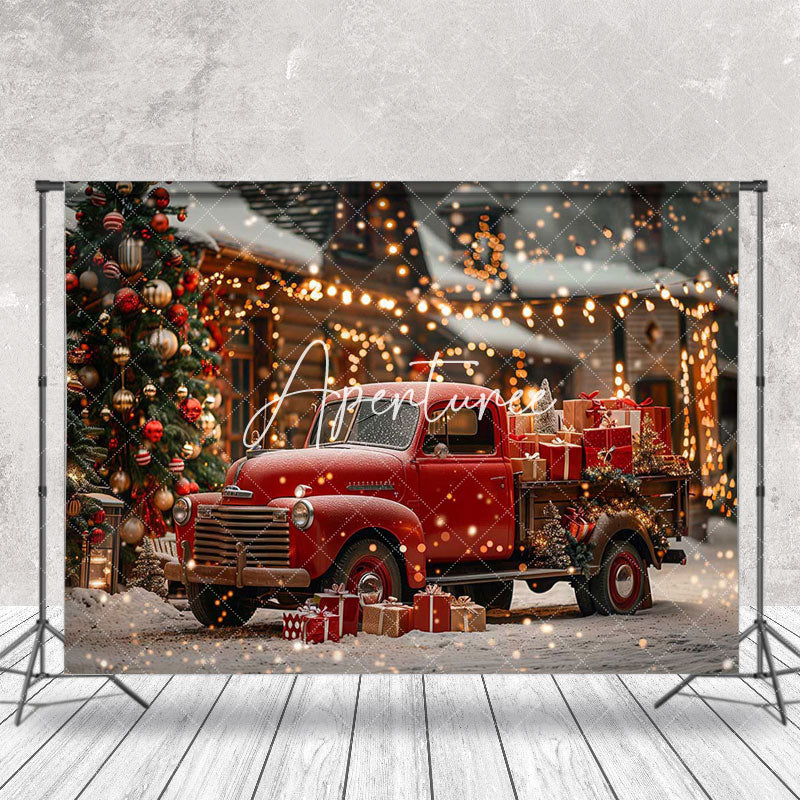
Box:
164, 559, 311, 589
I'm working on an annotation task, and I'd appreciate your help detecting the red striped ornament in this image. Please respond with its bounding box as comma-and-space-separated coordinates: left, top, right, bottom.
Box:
103, 260, 121, 279
103, 211, 125, 232
134, 448, 152, 466
168, 456, 185, 474
89, 189, 107, 207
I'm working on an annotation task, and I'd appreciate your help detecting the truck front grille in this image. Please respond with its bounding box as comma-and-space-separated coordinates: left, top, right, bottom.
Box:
194, 505, 290, 567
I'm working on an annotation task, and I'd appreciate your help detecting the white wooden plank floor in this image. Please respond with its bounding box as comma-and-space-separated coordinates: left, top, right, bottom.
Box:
0, 606, 798, 800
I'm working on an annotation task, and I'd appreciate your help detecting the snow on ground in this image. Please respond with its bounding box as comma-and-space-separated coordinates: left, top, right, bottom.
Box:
65, 519, 738, 675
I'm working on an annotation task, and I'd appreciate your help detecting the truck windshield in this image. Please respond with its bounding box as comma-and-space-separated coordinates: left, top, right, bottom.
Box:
309, 398, 419, 450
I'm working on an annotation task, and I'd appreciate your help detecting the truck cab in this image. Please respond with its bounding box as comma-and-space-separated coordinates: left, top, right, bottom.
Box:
165, 382, 688, 627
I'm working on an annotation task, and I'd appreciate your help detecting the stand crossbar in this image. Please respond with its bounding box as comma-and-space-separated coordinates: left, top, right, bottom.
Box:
0, 181, 148, 726
656, 180, 799, 724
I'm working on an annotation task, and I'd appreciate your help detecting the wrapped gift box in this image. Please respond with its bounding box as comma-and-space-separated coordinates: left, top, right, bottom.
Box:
282, 607, 312, 641
361, 598, 413, 637
540, 439, 582, 480
509, 412, 535, 436
561, 507, 595, 543
563, 391, 606, 432
606, 408, 641, 436
606, 397, 672, 453
511, 453, 547, 482
557, 427, 583, 445
302, 609, 341, 644
509, 432, 555, 458
450, 596, 486, 632
314, 583, 360, 637
413, 585, 453, 632
584, 424, 633, 472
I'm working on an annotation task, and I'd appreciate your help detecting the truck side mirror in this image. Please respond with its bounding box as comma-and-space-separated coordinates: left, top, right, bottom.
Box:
434, 442, 449, 459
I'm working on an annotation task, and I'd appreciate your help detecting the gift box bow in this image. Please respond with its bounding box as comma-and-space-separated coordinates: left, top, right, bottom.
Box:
421, 583, 445, 596
323, 582, 353, 596
579, 391, 600, 401
380, 596, 405, 607
452, 595, 476, 607
618, 396, 653, 409
296, 602, 319, 616
524, 451, 541, 460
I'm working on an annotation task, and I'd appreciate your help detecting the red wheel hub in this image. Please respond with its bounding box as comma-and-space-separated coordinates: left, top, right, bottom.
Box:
346, 555, 394, 601
608, 551, 642, 611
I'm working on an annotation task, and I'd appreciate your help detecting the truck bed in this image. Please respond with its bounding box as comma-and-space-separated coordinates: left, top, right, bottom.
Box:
514, 473, 690, 546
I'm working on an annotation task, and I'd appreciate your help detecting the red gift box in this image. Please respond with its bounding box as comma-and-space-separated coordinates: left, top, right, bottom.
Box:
540, 439, 582, 480
561, 507, 595, 543
302, 608, 341, 644
282, 603, 316, 640
612, 397, 672, 453
563, 391, 608, 432
315, 583, 360, 637
413, 585, 453, 632
584, 424, 633, 472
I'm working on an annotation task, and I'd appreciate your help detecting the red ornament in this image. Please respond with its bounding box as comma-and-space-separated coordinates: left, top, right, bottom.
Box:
166, 249, 183, 268
108, 437, 119, 451
174, 283, 185, 298
103, 211, 125, 232
150, 187, 170, 208
188, 480, 199, 493
89, 189, 107, 207
151, 213, 169, 233
143, 419, 164, 443
66, 273, 78, 292
114, 287, 140, 314
75, 211, 84, 222
169, 456, 185, 474
179, 396, 202, 423
177, 209, 187, 222
102, 260, 121, 279
89, 528, 105, 546
92, 250, 105, 267
134, 448, 152, 466
166, 303, 188, 327
175, 477, 191, 495
182, 268, 200, 292
91, 509, 106, 525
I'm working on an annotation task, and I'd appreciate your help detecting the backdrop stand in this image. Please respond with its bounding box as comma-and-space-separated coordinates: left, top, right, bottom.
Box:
0, 181, 148, 726
656, 180, 800, 725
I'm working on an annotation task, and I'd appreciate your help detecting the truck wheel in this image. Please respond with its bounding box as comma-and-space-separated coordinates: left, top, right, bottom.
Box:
337, 539, 404, 602
187, 582, 257, 627
589, 542, 646, 615
572, 579, 596, 616
459, 581, 513, 611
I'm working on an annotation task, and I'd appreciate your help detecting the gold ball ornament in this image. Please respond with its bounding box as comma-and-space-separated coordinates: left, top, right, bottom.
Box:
66, 497, 81, 517
112, 387, 135, 413
77, 366, 99, 390
109, 468, 131, 494
189, 442, 202, 459
102, 292, 115, 308
176, 384, 189, 400
199, 410, 216, 436
181, 441, 195, 459
153, 486, 174, 511
100, 406, 112, 422
98, 311, 111, 326
149, 328, 179, 359
143, 382, 157, 400
142, 279, 173, 308
79, 270, 99, 291
116, 182, 133, 197
112, 344, 131, 366
179, 342, 192, 357
119, 515, 145, 545
211, 423, 222, 443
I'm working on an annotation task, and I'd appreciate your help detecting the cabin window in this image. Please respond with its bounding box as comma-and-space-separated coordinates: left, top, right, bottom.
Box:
422, 406, 495, 455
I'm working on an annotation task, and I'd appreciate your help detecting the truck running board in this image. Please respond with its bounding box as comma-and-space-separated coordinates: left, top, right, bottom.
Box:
430, 567, 574, 585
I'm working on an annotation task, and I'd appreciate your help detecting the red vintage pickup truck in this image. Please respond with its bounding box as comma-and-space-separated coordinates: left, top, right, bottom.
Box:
166, 382, 689, 626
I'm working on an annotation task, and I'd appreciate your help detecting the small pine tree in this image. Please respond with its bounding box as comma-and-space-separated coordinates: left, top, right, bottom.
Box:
632, 415, 666, 475
533, 378, 560, 434
528, 501, 570, 568
129, 538, 168, 600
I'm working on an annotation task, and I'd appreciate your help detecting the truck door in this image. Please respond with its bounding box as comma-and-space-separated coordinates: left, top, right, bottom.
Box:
412, 403, 514, 564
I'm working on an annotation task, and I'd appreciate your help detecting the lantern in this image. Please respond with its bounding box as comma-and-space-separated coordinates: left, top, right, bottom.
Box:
78, 492, 123, 593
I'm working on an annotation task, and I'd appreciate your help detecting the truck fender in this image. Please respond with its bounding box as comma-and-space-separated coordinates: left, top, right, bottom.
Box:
268, 494, 428, 590
585, 511, 659, 578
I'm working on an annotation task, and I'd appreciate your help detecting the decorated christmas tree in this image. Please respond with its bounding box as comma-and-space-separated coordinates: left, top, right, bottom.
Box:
128, 538, 168, 599
632, 415, 666, 474
528, 501, 570, 568
533, 378, 559, 434
66, 182, 227, 566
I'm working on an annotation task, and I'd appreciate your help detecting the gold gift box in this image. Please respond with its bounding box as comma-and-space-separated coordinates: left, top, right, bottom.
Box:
511, 456, 547, 482
450, 599, 486, 632
361, 601, 412, 637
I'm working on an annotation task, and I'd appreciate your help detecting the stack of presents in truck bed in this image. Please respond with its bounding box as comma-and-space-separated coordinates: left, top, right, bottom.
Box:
509, 390, 674, 482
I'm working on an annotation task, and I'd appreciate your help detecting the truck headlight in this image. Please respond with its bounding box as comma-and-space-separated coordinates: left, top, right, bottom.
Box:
173, 498, 192, 526
291, 499, 314, 530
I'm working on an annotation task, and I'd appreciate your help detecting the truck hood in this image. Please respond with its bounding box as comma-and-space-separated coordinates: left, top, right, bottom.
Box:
223, 445, 408, 504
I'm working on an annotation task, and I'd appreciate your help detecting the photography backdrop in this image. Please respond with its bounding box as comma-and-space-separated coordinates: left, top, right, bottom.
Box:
63, 181, 738, 674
